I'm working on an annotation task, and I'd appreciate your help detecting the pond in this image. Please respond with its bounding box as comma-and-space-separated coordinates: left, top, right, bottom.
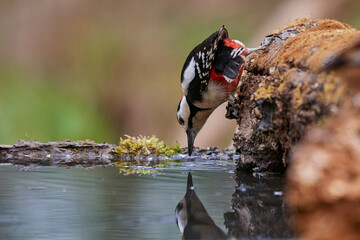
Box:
0, 159, 294, 240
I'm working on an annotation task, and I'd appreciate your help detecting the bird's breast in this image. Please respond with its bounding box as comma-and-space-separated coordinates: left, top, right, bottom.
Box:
194, 80, 230, 109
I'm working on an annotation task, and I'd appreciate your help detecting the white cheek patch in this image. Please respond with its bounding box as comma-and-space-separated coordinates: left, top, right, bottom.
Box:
178, 97, 190, 129
175, 199, 188, 234
181, 57, 196, 95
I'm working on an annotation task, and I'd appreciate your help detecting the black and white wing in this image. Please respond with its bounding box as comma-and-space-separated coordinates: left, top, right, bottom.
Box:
213, 44, 245, 82
180, 26, 228, 103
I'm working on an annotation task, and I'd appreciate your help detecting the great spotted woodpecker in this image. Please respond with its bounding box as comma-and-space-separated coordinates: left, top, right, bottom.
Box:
175, 172, 226, 239
177, 26, 264, 155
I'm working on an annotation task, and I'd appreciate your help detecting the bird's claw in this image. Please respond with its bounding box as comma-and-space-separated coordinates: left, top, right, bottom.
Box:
261, 35, 276, 48
246, 35, 275, 55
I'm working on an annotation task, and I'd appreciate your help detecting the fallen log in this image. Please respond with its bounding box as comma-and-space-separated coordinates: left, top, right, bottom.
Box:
0, 139, 237, 172
286, 34, 360, 239
0, 140, 116, 168
229, 18, 359, 172
0, 136, 181, 169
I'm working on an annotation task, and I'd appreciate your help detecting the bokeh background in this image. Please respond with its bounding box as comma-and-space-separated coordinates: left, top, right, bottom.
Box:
0, 0, 359, 147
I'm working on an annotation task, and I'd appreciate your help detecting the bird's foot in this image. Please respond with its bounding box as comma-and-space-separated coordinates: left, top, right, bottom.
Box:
246, 35, 275, 55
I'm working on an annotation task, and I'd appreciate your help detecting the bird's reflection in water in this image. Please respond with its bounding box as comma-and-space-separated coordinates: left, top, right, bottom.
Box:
175, 172, 226, 240
175, 172, 294, 240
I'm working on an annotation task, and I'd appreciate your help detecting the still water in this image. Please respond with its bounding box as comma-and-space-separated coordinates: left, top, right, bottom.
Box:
0, 160, 293, 240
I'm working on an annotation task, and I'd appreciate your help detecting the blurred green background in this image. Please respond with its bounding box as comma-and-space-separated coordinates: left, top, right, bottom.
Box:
0, 0, 359, 146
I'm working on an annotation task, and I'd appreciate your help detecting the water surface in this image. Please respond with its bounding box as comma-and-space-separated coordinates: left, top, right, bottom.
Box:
0, 159, 293, 240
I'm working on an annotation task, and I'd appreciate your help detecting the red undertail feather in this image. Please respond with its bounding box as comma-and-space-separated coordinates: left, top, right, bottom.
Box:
210, 67, 243, 93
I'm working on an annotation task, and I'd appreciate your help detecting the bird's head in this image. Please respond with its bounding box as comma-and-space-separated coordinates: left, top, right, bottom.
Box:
175, 172, 195, 234
177, 96, 213, 156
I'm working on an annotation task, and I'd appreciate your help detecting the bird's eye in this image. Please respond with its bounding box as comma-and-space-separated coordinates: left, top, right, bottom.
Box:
178, 117, 185, 125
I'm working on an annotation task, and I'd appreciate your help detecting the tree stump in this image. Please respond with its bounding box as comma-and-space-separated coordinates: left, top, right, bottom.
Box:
230, 18, 359, 172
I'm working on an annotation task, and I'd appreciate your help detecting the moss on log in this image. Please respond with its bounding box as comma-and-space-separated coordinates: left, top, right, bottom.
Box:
230, 18, 359, 172
0, 139, 235, 173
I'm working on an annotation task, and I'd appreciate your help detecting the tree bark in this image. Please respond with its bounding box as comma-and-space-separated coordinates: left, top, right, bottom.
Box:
229, 18, 359, 172
286, 33, 360, 239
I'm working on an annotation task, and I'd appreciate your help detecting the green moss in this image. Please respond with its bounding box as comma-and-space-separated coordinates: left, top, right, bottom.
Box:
320, 72, 346, 105
112, 135, 182, 157
253, 84, 276, 101
293, 83, 305, 108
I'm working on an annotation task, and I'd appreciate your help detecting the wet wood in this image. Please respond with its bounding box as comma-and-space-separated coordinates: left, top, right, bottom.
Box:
0, 140, 235, 169
0, 140, 118, 167
229, 18, 360, 172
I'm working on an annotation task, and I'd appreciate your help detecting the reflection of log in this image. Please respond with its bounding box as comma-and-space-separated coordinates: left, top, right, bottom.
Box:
230, 19, 359, 172
224, 173, 294, 238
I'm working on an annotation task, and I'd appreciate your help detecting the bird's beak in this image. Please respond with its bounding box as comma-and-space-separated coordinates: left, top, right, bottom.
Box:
186, 128, 195, 156
186, 172, 194, 195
